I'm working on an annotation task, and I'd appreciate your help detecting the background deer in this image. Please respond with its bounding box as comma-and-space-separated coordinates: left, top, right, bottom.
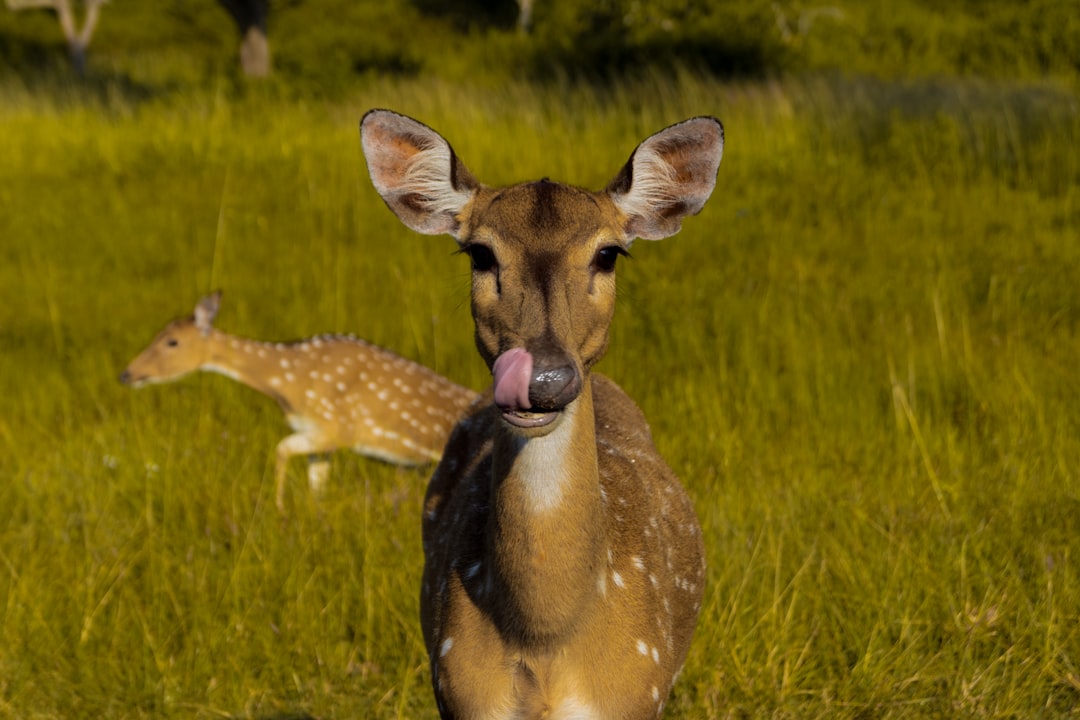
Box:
120, 291, 478, 511
361, 110, 723, 719
5, 0, 107, 74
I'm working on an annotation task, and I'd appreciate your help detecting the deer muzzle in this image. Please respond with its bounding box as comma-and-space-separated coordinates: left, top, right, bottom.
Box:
492, 347, 582, 429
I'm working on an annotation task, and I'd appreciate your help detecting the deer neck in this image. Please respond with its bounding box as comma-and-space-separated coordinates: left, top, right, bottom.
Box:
203, 329, 294, 411
486, 377, 605, 646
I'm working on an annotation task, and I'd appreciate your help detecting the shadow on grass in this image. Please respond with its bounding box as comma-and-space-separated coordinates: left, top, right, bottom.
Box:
524, 35, 784, 82
0, 54, 172, 110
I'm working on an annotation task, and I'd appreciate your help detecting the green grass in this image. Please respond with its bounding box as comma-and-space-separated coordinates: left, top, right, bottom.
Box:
1, 70, 1079, 718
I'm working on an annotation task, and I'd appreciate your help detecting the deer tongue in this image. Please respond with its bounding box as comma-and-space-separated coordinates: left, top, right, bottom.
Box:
492, 348, 533, 412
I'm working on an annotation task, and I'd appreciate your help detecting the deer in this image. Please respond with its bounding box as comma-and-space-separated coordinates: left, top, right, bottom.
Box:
120, 291, 479, 512
360, 109, 723, 719
5, 0, 108, 75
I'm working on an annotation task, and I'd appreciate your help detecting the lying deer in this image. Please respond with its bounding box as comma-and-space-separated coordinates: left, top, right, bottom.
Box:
120, 291, 478, 512
361, 110, 723, 719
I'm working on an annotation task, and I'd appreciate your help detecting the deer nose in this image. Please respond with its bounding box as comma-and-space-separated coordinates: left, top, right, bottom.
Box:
529, 360, 581, 411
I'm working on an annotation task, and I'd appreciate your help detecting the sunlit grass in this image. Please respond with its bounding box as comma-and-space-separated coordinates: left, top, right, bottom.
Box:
1, 72, 1078, 717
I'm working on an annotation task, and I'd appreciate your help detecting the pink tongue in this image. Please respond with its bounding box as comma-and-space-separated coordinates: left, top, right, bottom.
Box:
492, 348, 533, 412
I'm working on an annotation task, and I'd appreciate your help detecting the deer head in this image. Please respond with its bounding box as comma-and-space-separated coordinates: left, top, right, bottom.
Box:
119, 291, 221, 387
361, 110, 723, 434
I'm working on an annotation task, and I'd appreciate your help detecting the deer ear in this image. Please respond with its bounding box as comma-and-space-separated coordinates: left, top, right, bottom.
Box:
360, 109, 480, 239
194, 292, 220, 336
606, 116, 724, 241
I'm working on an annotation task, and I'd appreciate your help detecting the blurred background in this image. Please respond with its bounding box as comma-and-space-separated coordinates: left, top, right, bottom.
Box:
2, 0, 1079, 89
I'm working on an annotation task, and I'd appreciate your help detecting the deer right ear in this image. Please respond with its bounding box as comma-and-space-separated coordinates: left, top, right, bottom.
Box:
360, 109, 480, 239
194, 291, 220, 336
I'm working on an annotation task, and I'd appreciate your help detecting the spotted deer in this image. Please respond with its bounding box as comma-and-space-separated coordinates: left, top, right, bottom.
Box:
120, 291, 478, 512
360, 110, 723, 719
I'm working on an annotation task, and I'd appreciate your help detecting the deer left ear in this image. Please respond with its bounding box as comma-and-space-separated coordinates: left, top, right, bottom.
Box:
606, 116, 724, 241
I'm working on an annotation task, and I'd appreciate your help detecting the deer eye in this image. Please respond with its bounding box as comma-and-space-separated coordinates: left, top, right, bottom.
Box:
463, 244, 498, 273
592, 245, 628, 274
167, 338, 180, 347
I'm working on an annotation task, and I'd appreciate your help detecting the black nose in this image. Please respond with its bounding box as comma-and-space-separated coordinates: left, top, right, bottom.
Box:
528, 361, 581, 411
119, 370, 132, 385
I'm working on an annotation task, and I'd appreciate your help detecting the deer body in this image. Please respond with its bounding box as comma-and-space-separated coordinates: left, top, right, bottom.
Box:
361, 110, 723, 718
424, 376, 704, 719
121, 292, 478, 511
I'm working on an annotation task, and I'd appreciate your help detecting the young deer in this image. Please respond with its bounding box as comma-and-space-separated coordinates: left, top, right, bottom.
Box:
361, 110, 723, 719
120, 291, 478, 512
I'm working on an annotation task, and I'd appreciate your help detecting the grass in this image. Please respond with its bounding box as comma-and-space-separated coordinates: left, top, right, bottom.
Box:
1, 70, 1079, 718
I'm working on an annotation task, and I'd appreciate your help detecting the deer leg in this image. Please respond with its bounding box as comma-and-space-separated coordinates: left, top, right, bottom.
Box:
307, 454, 331, 495
275, 433, 329, 512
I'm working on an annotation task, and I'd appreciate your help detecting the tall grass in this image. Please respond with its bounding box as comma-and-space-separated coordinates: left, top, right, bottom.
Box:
1, 72, 1078, 717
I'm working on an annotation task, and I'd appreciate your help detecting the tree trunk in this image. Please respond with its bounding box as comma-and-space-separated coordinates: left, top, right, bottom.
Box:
240, 24, 270, 77
217, 0, 272, 77
516, 0, 534, 34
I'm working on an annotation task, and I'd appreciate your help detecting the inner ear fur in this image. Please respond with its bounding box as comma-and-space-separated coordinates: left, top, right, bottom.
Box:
360, 109, 480, 238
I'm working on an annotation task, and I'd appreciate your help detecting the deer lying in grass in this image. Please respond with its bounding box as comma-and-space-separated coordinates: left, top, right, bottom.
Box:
120, 291, 478, 512
361, 110, 723, 719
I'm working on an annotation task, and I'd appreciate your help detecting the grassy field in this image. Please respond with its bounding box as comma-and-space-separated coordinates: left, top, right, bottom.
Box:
1, 69, 1079, 718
